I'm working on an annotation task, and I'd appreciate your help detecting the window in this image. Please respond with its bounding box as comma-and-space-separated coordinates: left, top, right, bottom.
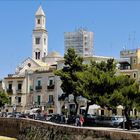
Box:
133, 59, 136, 64
35, 52, 40, 60
35, 52, 37, 59
18, 83, 22, 90
48, 77, 54, 86
44, 52, 46, 57
35, 37, 40, 44
37, 95, 41, 105
37, 19, 40, 24
18, 97, 21, 103
28, 63, 31, 67
37, 79, 41, 86
44, 38, 46, 45
48, 95, 53, 103
38, 52, 40, 59
8, 83, 12, 89
9, 97, 12, 105
49, 110, 53, 114
49, 79, 53, 85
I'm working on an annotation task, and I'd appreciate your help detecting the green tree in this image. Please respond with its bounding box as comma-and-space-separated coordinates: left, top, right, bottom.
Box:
78, 58, 140, 130
109, 75, 140, 129
77, 59, 117, 117
0, 92, 9, 107
55, 48, 85, 115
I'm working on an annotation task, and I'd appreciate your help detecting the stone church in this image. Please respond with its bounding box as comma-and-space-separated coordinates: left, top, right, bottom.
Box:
2, 6, 62, 114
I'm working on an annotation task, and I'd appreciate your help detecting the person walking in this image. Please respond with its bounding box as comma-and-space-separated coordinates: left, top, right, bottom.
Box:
79, 115, 84, 127
75, 116, 80, 126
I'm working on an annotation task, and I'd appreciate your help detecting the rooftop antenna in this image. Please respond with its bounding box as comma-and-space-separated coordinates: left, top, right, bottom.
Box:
123, 44, 126, 50
128, 33, 131, 49
110, 42, 112, 56
132, 31, 136, 49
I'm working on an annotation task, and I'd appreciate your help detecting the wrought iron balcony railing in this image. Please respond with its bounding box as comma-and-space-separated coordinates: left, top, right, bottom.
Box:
47, 84, 55, 90
35, 85, 42, 91
6, 89, 13, 94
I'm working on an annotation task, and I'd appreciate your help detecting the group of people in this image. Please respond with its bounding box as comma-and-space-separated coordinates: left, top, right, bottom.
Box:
75, 115, 84, 127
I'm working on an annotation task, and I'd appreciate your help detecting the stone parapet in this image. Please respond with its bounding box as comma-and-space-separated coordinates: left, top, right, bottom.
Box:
0, 118, 140, 140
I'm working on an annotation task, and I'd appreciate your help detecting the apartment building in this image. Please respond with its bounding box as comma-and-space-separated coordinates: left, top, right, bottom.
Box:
64, 28, 93, 57
117, 48, 140, 117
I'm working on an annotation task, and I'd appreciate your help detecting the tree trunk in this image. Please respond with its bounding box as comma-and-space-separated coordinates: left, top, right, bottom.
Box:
84, 101, 93, 118
74, 96, 79, 115
124, 107, 132, 130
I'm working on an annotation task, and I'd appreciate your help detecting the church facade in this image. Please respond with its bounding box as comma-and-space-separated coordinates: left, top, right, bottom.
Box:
2, 6, 62, 114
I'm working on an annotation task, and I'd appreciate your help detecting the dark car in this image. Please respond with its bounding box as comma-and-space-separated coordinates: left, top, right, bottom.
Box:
95, 116, 125, 127
35, 113, 46, 121
119, 118, 140, 129
132, 119, 140, 129
49, 114, 65, 123
83, 114, 97, 127
67, 115, 77, 125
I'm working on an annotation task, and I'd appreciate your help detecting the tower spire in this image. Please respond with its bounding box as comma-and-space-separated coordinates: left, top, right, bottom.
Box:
32, 6, 48, 61
36, 6, 45, 16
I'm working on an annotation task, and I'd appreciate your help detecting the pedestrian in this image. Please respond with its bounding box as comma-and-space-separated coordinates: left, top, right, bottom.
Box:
79, 115, 84, 127
75, 116, 80, 126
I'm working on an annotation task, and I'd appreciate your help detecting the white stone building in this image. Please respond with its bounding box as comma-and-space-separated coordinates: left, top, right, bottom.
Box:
2, 6, 62, 113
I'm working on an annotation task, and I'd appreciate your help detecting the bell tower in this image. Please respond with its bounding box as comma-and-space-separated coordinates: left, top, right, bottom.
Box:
32, 6, 48, 61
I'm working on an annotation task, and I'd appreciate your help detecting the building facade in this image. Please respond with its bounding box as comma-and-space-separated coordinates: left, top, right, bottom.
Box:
117, 48, 140, 117
118, 48, 140, 83
64, 28, 93, 57
2, 6, 60, 113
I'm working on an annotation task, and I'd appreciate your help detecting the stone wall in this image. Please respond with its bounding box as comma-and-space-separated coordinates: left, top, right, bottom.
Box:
0, 118, 140, 140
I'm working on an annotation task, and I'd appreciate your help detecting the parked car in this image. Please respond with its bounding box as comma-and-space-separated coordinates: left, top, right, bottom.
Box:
95, 116, 125, 127
67, 115, 77, 125
111, 116, 125, 127
49, 114, 66, 123
35, 113, 46, 121
7, 112, 14, 118
83, 114, 97, 127
131, 119, 140, 129
119, 118, 140, 129
46, 114, 54, 121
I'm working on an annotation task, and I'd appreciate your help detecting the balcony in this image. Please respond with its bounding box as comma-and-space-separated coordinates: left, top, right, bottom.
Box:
16, 89, 22, 94
16, 102, 22, 107
47, 84, 55, 91
6, 89, 13, 94
30, 88, 33, 93
35, 85, 42, 92
46, 101, 54, 108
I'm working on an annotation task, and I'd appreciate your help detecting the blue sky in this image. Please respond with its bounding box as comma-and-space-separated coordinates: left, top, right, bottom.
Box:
1, 0, 140, 79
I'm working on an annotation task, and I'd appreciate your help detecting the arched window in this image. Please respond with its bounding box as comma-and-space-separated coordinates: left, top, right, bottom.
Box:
38, 52, 40, 59
37, 19, 40, 24
35, 52, 38, 59
35, 52, 40, 60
